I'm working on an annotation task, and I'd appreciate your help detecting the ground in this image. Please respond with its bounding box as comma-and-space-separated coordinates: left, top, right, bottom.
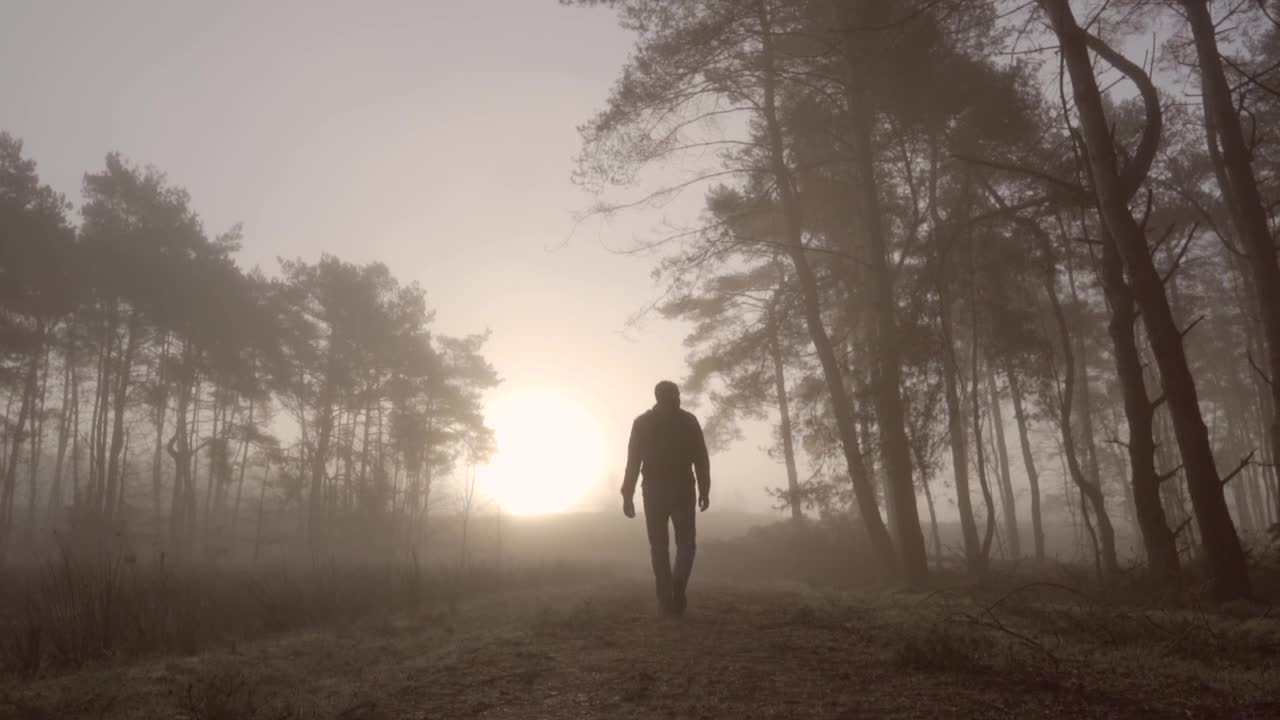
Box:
4, 579, 1279, 719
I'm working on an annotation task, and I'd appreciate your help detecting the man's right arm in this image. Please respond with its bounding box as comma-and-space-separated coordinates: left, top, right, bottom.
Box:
621, 416, 643, 500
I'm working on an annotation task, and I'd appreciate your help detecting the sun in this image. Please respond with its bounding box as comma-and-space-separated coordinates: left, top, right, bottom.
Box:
479, 388, 607, 515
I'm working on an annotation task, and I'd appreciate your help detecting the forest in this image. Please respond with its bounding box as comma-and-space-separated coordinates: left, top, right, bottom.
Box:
0, 139, 500, 566
572, 0, 1280, 602
4, 0, 1280, 717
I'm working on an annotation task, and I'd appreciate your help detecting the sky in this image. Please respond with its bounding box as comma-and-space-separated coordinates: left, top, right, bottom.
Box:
0, 0, 781, 514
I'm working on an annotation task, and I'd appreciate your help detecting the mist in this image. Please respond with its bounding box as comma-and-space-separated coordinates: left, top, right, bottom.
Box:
3, 1, 1280, 717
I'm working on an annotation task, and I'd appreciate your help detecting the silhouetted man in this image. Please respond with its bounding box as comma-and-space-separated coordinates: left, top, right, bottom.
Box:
621, 380, 710, 616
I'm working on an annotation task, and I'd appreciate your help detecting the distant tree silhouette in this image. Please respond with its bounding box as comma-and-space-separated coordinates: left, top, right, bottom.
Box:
0, 137, 496, 565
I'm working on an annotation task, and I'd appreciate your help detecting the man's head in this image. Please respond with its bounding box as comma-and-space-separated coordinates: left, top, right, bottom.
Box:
654, 380, 680, 410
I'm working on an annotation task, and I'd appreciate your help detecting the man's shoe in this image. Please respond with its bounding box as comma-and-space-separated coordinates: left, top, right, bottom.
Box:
670, 588, 687, 616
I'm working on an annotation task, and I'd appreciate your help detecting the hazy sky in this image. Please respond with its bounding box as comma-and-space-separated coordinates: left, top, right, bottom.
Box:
1, 1, 780, 513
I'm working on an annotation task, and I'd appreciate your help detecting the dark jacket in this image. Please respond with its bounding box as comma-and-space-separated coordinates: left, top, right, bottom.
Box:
621, 405, 710, 500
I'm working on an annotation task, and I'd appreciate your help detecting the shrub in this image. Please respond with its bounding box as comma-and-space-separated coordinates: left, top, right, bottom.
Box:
892, 622, 996, 673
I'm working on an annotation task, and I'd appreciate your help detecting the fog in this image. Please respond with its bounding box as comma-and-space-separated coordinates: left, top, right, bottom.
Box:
3, 1, 1280, 717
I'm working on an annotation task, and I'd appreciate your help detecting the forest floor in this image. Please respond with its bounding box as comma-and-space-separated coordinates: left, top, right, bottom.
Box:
3, 578, 1280, 720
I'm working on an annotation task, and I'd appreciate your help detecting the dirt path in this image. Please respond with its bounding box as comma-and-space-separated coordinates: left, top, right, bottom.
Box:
4, 581, 1278, 719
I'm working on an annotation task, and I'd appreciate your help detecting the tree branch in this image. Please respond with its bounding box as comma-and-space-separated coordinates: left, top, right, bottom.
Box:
951, 153, 1089, 202
1158, 222, 1199, 285
1179, 314, 1205, 339
1247, 350, 1275, 388
1172, 516, 1193, 537
1081, 28, 1162, 200
1220, 450, 1256, 487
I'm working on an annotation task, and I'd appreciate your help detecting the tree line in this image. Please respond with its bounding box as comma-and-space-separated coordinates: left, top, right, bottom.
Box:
0, 137, 497, 565
572, 0, 1280, 600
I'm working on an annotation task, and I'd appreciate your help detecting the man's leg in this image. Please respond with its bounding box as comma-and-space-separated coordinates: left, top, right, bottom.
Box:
642, 490, 673, 613
670, 497, 697, 614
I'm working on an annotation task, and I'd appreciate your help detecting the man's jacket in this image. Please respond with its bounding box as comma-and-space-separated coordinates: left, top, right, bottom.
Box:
621, 405, 710, 500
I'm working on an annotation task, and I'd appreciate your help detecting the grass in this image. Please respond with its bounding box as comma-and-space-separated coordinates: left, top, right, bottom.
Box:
0, 544, 601, 680
7, 578, 1277, 719
3, 522, 1280, 718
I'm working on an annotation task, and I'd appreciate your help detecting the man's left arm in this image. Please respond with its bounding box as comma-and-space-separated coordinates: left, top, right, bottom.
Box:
691, 415, 710, 510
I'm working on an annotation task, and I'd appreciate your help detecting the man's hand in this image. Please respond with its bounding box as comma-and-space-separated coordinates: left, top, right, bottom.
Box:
623, 496, 636, 519
698, 495, 710, 512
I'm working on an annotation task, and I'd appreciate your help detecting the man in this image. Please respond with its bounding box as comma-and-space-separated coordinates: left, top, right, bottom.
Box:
621, 380, 710, 616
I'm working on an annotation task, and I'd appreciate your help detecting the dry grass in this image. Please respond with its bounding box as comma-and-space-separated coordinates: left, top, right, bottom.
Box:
4, 523, 1280, 718
0, 545, 599, 680
2, 577, 1278, 719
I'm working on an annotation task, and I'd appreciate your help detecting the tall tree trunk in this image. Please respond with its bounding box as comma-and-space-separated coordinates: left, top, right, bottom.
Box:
24, 337, 52, 545
253, 465, 269, 563
89, 315, 113, 514
231, 398, 254, 532
986, 359, 1019, 558
940, 302, 981, 571
755, 0, 896, 574
167, 347, 199, 553
968, 266, 997, 563
910, 427, 943, 566
1261, 438, 1279, 527
167, 388, 191, 550
150, 334, 171, 533
1039, 227, 1119, 578
1104, 404, 1140, 531
418, 462, 434, 549
1238, 284, 1279, 525
1065, 248, 1107, 512
187, 379, 202, 543
768, 293, 803, 521
390, 455, 402, 517
308, 378, 336, 548
103, 314, 140, 523
836, 14, 927, 580
342, 409, 357, 511
1227, 413, 1252, 533
1182, 0, 1280, 504
48, 329, 75, 522
0, 392, 12, 499
359, 400, 372, 507
376, 398, 387, 510
1039, 0, 1250, 599
983, 356, 1013, 556
115, 429, 130, 518
202, 392, 221, 527
1007, 365, 1045, 561
929, 146, 983, 572
0, 348, 40, 565
1099, 225, 1179, 581
405, 467, 421, 549
1155, 407, 1192, 553
69, 356, 81, 510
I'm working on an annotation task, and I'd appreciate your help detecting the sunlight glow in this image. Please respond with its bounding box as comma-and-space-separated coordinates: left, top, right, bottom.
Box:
479, 388, 606, 515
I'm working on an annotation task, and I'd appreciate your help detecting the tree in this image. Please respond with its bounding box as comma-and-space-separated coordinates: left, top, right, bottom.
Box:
571, 0, 907, 576
0, 133, 75, 563
660, 243, 806, 520
1177, 1, 1280, 521
1036, 0, 1250, 599
0, 135, 496, 564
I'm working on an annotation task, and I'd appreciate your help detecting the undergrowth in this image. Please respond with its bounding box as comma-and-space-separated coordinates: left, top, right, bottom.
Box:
0, 546, 597, 680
